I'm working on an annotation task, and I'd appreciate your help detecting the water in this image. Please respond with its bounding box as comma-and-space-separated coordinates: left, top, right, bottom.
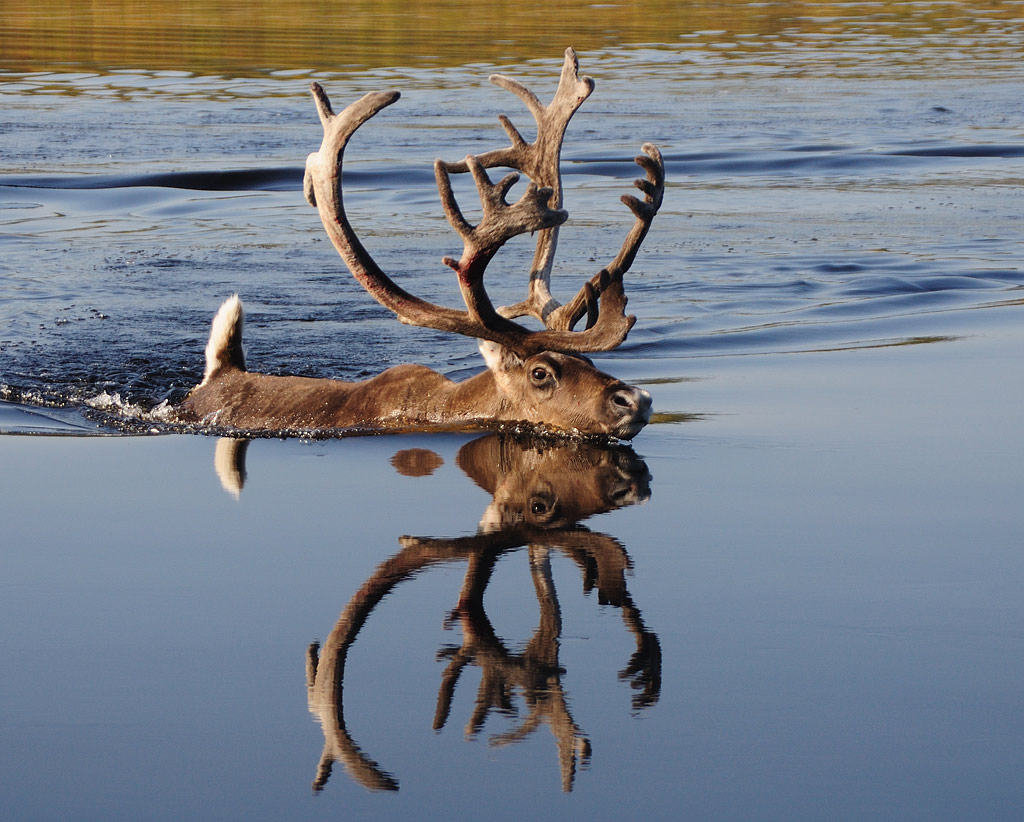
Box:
2, 3, 1024, 819
2, 56, 1022, 420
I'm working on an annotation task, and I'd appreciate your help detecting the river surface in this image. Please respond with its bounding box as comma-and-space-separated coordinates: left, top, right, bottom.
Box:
2, 3, 1023, 820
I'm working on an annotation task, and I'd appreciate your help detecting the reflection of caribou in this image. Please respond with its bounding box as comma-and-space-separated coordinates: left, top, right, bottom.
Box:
300, 434, 661, 794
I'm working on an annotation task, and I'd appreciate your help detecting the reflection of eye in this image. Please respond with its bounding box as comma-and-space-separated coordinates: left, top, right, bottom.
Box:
527, 492, 558, 524
610, 483, 633, 504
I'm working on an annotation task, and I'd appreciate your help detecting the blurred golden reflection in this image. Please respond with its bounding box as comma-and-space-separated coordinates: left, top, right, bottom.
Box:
2, 0, 1022, 75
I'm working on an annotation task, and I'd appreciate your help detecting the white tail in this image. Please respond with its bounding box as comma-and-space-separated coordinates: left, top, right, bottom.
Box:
201, 294, 245, 385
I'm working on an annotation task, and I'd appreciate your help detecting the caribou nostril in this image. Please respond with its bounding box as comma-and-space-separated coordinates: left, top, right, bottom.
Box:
611, 388, 643, 416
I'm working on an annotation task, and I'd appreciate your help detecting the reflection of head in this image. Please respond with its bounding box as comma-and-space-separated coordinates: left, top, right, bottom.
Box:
456, 434, 651, 532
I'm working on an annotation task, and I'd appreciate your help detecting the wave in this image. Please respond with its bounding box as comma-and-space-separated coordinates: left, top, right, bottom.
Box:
571, 142, 1024, 180
0, 164, 438, 193
6, 138, 1022, 196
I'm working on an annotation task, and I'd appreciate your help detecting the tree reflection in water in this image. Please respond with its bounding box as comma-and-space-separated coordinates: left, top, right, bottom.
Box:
213, 433, 661, 793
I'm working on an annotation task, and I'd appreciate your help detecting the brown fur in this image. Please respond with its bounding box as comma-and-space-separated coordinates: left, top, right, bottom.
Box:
178, 313, 650, 438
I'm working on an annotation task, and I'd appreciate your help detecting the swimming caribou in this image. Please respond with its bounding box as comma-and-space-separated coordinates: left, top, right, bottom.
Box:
178, 49, 664, 439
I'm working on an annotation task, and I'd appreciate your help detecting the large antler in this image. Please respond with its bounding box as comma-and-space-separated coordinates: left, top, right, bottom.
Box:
439, 47, 594, 320
303, 49, 664, 357
449, 48, 665, 339
304, 86, 551, 353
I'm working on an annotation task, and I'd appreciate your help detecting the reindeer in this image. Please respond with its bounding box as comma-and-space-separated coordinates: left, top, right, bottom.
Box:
303, 433, 661, 793
177, 49, 664, 439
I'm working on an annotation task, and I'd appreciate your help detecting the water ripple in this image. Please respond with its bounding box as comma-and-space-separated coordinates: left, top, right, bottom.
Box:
1, 43, 1022, 430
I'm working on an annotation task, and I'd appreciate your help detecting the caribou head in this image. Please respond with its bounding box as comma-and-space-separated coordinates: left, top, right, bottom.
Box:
178, 49, 664, 439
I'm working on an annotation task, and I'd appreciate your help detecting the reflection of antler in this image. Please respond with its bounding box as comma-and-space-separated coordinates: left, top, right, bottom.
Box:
555, 530, 661, 711
306, 548, 440, 792
408, 526, 660, 788
305, 432, 659, 793
434, 544, 591, 792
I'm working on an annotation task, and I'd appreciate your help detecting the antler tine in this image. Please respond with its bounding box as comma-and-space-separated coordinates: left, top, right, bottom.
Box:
546, 143, 666, 334
304, 84, 401, 209
435, 159, 565, 257
484, 47, 594, 184
431, 150, 639, 354
611, 143, 666, 275
445, 48, 593, 186
442, 48, 595, 324
435, 155, 567, 328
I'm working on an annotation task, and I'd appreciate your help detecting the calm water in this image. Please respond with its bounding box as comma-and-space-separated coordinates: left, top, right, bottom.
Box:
2, 2, 1024, 819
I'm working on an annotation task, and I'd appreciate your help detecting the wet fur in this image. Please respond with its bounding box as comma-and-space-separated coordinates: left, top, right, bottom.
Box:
178, 296, 651, 438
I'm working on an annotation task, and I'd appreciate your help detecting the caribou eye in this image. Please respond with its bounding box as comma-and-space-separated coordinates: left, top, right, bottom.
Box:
531, 366, 550, 383
530, 499, 549, 515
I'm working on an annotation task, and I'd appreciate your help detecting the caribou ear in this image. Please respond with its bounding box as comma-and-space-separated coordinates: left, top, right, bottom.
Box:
478, 340, 524, 394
